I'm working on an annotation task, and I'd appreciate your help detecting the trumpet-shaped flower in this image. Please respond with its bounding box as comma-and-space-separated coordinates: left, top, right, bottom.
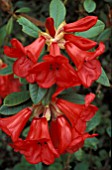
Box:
4, 36, 46, 81
10, 117, 59, 165
0, 108, 32, 141
29, 43, 81, 88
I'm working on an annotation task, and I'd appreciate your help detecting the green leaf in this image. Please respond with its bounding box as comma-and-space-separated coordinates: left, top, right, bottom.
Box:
48, 161, 63, 170
17, 17, 40, 38
97, 28, 111, 42
58, 90, 85, 104
96, 67, 110, 87
50, 0, 66, 28
0, 65, 13, 75
4, 91, 30, 106
84, 137, 99, 150
15, 7, 31, 13
13, 156, 36, 170
74, 161, 89, 170
42, 85, 56, 105
22, 127, 30, 137
86, 111, 101, 132
35, 163, 42, 170
19, 78, 28, 84
76, 20, 105, 38
6, 17, 13, 35
0, 25, 6, 46
29, 83, 47, 104
0, 101, 32, 115
83, 0, 96, 13
74, 149, 85, 161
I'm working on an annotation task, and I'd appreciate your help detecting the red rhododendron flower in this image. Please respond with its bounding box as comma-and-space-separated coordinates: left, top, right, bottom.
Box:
64, 41, 105, 87
29, 42, 81, 88
56, 93, 98, 126
0, 61, 21, 104
77, 60, 102, 87
63, 16, 98, 32
39, 16, 105, 87
0, 108, 32, 141
67, 128, 97, 153
4, 36, 46, 81
10, 117, 59, 165
50, 115, 72, 154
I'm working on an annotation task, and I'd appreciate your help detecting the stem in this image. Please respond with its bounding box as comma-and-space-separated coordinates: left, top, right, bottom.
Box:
63, 154, 72, 170
18, 13, 45, 27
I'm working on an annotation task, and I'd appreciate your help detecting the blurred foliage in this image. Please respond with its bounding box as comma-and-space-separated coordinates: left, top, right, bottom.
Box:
0, 0, 111, 170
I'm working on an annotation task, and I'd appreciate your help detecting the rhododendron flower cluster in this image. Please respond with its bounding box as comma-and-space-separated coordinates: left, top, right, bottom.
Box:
0, 16, 105, 165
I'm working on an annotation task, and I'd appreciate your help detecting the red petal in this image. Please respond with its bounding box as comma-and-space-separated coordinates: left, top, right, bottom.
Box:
13, 56, 33, 77
0, 108, 32, 141
65, 42, 85, 70
77, 60, 101, 87
85, 93, 95, 106
25, 36, 46, 63
85, 42, 105, 61
56, 99, 82, 125
56, 63, 80, 87
50, 42, 61, 56
50, 116, 72, 154
45, 17, 56, 37
25, 143, 41, 164
64, 34, 97, 50
81, 105, 98, 121
26, 117, 50, 140
74, 119, 86, 134
64, 16, 98, 32
4, 38, 25, 58
42, 141, 59, 165
65, 42, 105, 70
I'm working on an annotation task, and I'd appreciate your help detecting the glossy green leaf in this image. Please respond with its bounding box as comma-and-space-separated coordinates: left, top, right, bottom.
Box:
4, 91, 30, 106
84, 137, 99, 150
29, 83, 47, 104
0, 101, 32, 115
0, 25, 6, 46
15, 7, 31, 13
83, 0, 96, 13
97, 67, 110, 87
42, 85, 56, 105
76, 20, 105, 38
6, 17, 13, 35
17, 17, 40, 38
50, 0, 66, 28
58, 90, 85, 104
97, 28, 111, 42
86, 111, 101, 132
0, 65, 13, 75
